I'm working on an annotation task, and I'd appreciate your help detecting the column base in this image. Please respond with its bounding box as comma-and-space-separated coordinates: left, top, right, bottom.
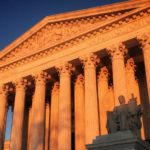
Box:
86, 130, 150, 150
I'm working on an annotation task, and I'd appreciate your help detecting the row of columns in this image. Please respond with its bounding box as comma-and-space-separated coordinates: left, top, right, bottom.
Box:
0, 35, 150, 150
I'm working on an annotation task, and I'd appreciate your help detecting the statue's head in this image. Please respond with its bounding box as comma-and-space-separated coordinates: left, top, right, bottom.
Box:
118, 95, 125, 104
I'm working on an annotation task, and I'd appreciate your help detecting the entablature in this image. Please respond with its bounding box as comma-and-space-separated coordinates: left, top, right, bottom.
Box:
0, 8, 149, 84
0, 6, 149, 73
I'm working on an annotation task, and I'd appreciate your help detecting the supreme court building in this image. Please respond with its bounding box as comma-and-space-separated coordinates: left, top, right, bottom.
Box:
0, 0, 150, 150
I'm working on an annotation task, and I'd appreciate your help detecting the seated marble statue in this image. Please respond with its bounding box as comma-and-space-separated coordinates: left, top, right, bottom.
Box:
106, 94, 142, 137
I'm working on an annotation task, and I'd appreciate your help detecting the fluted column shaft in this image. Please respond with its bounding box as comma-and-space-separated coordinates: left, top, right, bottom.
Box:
125, 58, 140, 104
0, 85, 8, 150
81, 53, 99, 144
98, 67, 109, 135
108, 86, 115, 109
10, 79, 27, 150
57, 63, 73, 150
31, 71, 48, 150
138, 34, 150, 103
50, 82, 59, 150
74, 74, 85, 150
126, 58, 145, 139
45, 102, 50, 150
107, 44, 128, 106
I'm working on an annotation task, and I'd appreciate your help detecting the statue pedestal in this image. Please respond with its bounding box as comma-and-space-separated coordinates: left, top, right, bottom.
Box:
86, 131, 150, 150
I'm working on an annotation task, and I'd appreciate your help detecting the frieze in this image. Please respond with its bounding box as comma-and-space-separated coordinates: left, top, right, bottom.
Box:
0, 7, 149, 73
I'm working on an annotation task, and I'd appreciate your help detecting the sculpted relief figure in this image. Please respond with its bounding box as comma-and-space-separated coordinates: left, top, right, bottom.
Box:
106, 94, 142, 137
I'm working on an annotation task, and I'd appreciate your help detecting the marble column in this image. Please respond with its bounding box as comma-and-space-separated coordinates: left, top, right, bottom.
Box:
10, 79, 27, 150
138, 34, 150, 104
30, 71, 48, 150
0, 85, 8, 150
108, 86, 115, 110
45, 102, 50, 150
74, 74, 85, 150
97, 67, 109, 135
50, 82, 59, 150
125, 58, 140, 103
56, 63, 73, 150
80, 53, 100, 144
125, 58, 145, 139
107, 43, 128, 106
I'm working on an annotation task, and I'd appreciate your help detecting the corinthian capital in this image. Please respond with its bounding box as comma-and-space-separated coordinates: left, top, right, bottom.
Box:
0, 84, 9, 95
56, 62, 75, 76
33, 71, 51, 85
137, 33, 150, 50
14, 78, 28, 90
106, 43, 128, 59
98, 66, 109, 81
75, 74, 84, 87
126, 58, 136, 72
51, 82, 59, 95
80, 53, 100, 68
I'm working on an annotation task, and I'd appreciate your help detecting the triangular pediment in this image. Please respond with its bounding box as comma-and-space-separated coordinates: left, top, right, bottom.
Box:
0, 0, 150, 67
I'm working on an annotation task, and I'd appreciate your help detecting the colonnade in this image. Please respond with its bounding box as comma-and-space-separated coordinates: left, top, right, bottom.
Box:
0, 35, 150, 150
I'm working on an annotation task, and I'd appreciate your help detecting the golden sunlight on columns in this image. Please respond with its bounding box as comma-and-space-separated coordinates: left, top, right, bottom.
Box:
0, 85, 8, 150
125, 58, 145, 139
125, 58, 140, 104
56, 63, 74, 150
45, 102, 50, 150
107, 43, 128, 106
30, 71, 49, 150
50, 82, 59, 150
80, 53, 100, 144
138, 34, 150, 103
10, 79, 27, 150
135, 80, 141, 105
97, 67, 109, 135
74, 74, 85, 150
108, 86, 115, 110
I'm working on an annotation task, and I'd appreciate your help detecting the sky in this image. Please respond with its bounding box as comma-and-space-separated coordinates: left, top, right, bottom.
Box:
1, 0, 125, 140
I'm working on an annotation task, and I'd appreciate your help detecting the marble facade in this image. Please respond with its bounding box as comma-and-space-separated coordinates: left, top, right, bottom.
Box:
0, 0, 150, 149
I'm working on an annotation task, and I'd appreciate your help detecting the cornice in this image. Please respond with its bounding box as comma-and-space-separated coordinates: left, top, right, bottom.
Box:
1, 0, 150, 58
0, 6, 149, 73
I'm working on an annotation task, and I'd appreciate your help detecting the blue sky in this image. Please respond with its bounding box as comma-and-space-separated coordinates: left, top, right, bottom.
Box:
1, 0, 125, 140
